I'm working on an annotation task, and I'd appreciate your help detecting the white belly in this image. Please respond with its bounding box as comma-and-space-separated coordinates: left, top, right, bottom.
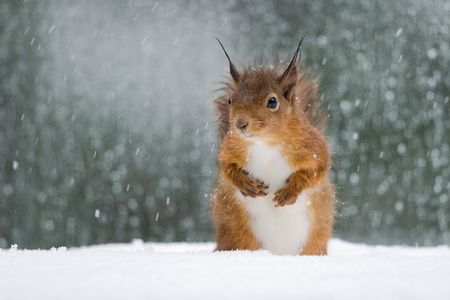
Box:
239, 141, 311, 255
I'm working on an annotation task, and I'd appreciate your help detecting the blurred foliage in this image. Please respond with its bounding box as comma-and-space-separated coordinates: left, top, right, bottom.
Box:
0, 0, 449, 248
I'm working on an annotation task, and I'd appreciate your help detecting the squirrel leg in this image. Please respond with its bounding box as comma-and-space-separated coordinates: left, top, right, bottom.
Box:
215, 221, 260, 251
301, 220, 333, 255
213, 185, 261, 251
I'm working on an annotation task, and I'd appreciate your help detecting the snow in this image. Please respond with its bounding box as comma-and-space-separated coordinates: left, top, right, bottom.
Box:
1, 239, 449, 300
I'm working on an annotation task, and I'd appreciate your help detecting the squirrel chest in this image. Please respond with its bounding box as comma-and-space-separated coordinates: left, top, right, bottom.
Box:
239, 141, 311, 255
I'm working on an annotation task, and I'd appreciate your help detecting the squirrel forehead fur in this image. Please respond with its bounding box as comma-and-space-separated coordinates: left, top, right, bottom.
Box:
232, 67, 279, 102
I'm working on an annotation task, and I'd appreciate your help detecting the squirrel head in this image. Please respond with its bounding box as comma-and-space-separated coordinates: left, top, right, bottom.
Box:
216, 33, 308, 143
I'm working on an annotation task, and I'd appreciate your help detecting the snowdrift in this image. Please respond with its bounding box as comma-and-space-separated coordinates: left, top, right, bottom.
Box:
1, 239, 449, 300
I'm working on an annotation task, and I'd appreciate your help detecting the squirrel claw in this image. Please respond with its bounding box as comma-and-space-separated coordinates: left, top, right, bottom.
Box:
240, 188, 268, 198
239, 176, 268, 198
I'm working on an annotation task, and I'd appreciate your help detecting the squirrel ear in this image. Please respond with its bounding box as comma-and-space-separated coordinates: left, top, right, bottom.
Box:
216, 37, 240, 83
278, 31, 307, 99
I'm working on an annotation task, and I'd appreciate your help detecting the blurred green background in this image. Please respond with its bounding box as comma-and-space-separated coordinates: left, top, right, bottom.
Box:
0, 0, 449, 249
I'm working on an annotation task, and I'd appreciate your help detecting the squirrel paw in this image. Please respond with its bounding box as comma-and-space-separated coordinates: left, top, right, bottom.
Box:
239, 172, 268, 198
273, 186, 299, 207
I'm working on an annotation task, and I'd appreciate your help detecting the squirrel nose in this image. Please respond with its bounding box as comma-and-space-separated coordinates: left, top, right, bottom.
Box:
235, 120, 248, 130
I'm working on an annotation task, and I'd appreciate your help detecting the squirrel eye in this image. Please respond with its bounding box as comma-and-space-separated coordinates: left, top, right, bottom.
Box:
228, 98, 232, 106
267, 97, 277, 109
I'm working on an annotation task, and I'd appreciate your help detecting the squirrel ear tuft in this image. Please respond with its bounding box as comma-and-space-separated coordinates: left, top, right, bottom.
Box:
278, 31, 307, 99
216, 37, 240, 83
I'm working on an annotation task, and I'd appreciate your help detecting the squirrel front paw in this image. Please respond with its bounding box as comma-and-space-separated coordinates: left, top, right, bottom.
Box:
238, 171, 268, 198
273, 185, 299, 207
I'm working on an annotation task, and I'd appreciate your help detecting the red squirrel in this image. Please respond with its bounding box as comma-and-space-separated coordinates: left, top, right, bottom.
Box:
211, 33, 336, 255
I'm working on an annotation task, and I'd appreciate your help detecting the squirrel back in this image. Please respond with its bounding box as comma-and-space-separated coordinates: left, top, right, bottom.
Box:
211, 34, 335, 256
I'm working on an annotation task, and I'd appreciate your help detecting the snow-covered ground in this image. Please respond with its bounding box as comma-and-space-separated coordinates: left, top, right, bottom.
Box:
1, 239, 449, 300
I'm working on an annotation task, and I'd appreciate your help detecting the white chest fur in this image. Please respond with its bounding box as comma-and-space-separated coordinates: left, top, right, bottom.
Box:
239, 141, 310, 255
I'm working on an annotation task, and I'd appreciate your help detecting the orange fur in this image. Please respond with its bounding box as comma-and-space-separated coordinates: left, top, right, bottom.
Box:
212, 36, 336, 255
